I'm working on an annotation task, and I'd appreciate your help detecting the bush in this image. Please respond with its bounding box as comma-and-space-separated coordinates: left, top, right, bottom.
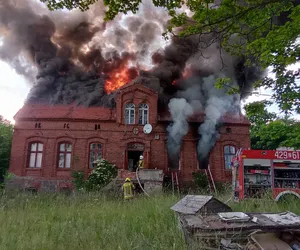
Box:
192, 171, 209, 191
86, 159, 118, 191
71, 171, 86, 191
72, 159, 118, 192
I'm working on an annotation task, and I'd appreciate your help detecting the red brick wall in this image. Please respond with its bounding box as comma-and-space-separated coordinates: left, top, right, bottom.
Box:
9, 121, 249, 184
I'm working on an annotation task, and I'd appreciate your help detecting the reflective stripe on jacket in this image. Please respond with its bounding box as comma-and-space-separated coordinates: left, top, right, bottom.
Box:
138, 160, 144, 169
122, 182, 134, 199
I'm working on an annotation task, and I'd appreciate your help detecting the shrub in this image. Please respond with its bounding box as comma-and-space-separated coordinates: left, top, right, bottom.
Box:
192, 171, 209, 191
87, 159, 118, 191
72, 159, 118, 192
71, 171, 86, 191
0, 172, 15, 191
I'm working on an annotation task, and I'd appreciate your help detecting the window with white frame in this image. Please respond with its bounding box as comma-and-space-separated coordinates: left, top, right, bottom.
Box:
224, 145, 236, 169
138, 103, 149, 125
89, 143, 103, 168
58, 143, 72, 168
125, 103, 135, 124
28, 142, 43, 168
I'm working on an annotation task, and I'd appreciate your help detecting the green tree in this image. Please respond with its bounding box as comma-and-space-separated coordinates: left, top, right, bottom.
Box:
41, 0, 300, 113
0, 116, 13, 182
244, 101, 300, 149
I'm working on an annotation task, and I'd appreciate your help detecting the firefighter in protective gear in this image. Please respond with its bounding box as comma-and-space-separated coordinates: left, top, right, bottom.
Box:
138, 155, 144, 169
122, 178, 135, 200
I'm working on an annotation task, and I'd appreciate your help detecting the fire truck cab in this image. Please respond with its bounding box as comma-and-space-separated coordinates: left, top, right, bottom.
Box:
232, 149, 300, 201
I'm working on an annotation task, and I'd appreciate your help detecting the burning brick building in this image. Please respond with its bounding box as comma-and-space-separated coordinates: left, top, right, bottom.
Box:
2, 1, 257, 191
8, 82, 250, 192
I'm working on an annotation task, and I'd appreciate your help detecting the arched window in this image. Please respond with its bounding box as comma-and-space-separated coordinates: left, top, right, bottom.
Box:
89, 143, 103, 168
224, 145, 236, 169
58, 143, 72, 168
28, 142, 43, 168
125, 103, 135, 124
138, 103, 149, 125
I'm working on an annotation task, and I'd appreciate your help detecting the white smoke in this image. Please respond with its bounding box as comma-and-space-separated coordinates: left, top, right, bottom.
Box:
167, 74, 241, 167
167, 98, 195, 167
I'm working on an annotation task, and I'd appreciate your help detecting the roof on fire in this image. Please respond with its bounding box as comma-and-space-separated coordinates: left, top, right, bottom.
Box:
14, 104, 249, 125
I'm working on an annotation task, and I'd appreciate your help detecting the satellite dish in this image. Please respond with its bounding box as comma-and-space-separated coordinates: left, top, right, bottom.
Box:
143, 124, 152, 134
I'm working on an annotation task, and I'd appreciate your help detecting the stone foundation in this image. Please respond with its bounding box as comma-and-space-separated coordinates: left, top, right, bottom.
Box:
144, 181, 163, 193
5, 175, 73, 193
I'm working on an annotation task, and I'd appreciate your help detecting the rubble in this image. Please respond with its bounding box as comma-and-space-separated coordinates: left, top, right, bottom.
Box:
171, 195, 300, 249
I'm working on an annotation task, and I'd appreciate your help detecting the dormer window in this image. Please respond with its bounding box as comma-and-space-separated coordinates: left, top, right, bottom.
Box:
125, 103, 135, 124
138, 103, 148, 125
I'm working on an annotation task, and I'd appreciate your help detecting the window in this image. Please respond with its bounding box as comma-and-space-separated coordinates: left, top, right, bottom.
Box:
138, 103, 148, 125
28, 142, 43, 168
224, 145, 236, 169
89, 143, 103, 168
125, 103, 135, 124
58, 143, 72, 168
94, 124, 100, 130
226, 127, 232, 134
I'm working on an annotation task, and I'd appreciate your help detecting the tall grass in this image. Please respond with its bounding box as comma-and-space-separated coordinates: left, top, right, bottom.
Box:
0, 192, 299, 250
0, 193, 186, 250
229, 192, 300, 214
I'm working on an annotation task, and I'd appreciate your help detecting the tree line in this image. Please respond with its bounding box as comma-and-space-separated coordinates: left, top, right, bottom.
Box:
0, 116, 13, 182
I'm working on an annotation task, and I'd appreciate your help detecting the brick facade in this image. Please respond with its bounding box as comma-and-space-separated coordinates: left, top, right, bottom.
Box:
8, 83, 250, 191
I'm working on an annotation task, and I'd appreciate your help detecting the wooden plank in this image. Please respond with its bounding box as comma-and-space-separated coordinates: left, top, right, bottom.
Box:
251, 233, 292, 250
182, 212, 300, 231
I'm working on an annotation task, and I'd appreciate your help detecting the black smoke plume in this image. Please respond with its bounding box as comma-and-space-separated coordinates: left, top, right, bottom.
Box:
0, 0, 266, 167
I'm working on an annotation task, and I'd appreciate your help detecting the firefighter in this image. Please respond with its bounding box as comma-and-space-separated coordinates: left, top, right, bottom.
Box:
138, 155, 144, 169
122, 178, 135, 200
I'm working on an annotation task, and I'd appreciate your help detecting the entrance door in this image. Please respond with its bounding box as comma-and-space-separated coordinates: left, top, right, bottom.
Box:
127, 143, 144, 172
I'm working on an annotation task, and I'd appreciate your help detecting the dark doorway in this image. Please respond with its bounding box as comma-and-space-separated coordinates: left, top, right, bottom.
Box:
128, 151, 142, 172
127, 143, 144, 172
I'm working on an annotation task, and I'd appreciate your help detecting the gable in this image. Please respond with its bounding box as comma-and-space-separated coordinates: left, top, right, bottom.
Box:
115, 83, 158, 125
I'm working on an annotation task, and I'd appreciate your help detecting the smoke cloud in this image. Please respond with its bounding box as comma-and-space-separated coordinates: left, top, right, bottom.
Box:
167, 98, 194, 167
0, 0, 266, 166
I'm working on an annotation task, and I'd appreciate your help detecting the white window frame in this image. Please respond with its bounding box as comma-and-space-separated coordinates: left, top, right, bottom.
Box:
89, 143, 103, 168
28, 142, 43, 168
138, 103, 149, 125
125, 103, 135, 124
224, 145, 236, 170
58, 143, 72, 169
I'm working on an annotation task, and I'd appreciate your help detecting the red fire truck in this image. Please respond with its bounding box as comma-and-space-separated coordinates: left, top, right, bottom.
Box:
232, 149, 300, 201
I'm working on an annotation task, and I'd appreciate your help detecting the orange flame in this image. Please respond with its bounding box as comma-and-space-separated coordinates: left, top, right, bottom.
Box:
105, 65, 138, 94
182, 67, 192, 79
172, 67, 193, 85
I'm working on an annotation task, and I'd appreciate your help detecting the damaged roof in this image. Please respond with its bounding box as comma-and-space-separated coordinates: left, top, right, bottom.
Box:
14, 104, 249, 125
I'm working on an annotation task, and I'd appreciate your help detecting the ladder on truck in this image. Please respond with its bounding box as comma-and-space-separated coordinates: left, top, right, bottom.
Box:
170, 170, 180, 195
205, 165, 217, 193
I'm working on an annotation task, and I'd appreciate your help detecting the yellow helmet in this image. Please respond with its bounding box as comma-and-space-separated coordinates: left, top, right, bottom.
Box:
125, 178, 131, 182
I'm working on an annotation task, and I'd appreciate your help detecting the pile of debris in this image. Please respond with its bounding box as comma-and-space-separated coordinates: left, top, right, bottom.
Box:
171, 195, 300, 250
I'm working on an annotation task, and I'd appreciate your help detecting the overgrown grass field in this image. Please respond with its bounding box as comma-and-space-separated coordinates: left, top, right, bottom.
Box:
0, 192, 299, 250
